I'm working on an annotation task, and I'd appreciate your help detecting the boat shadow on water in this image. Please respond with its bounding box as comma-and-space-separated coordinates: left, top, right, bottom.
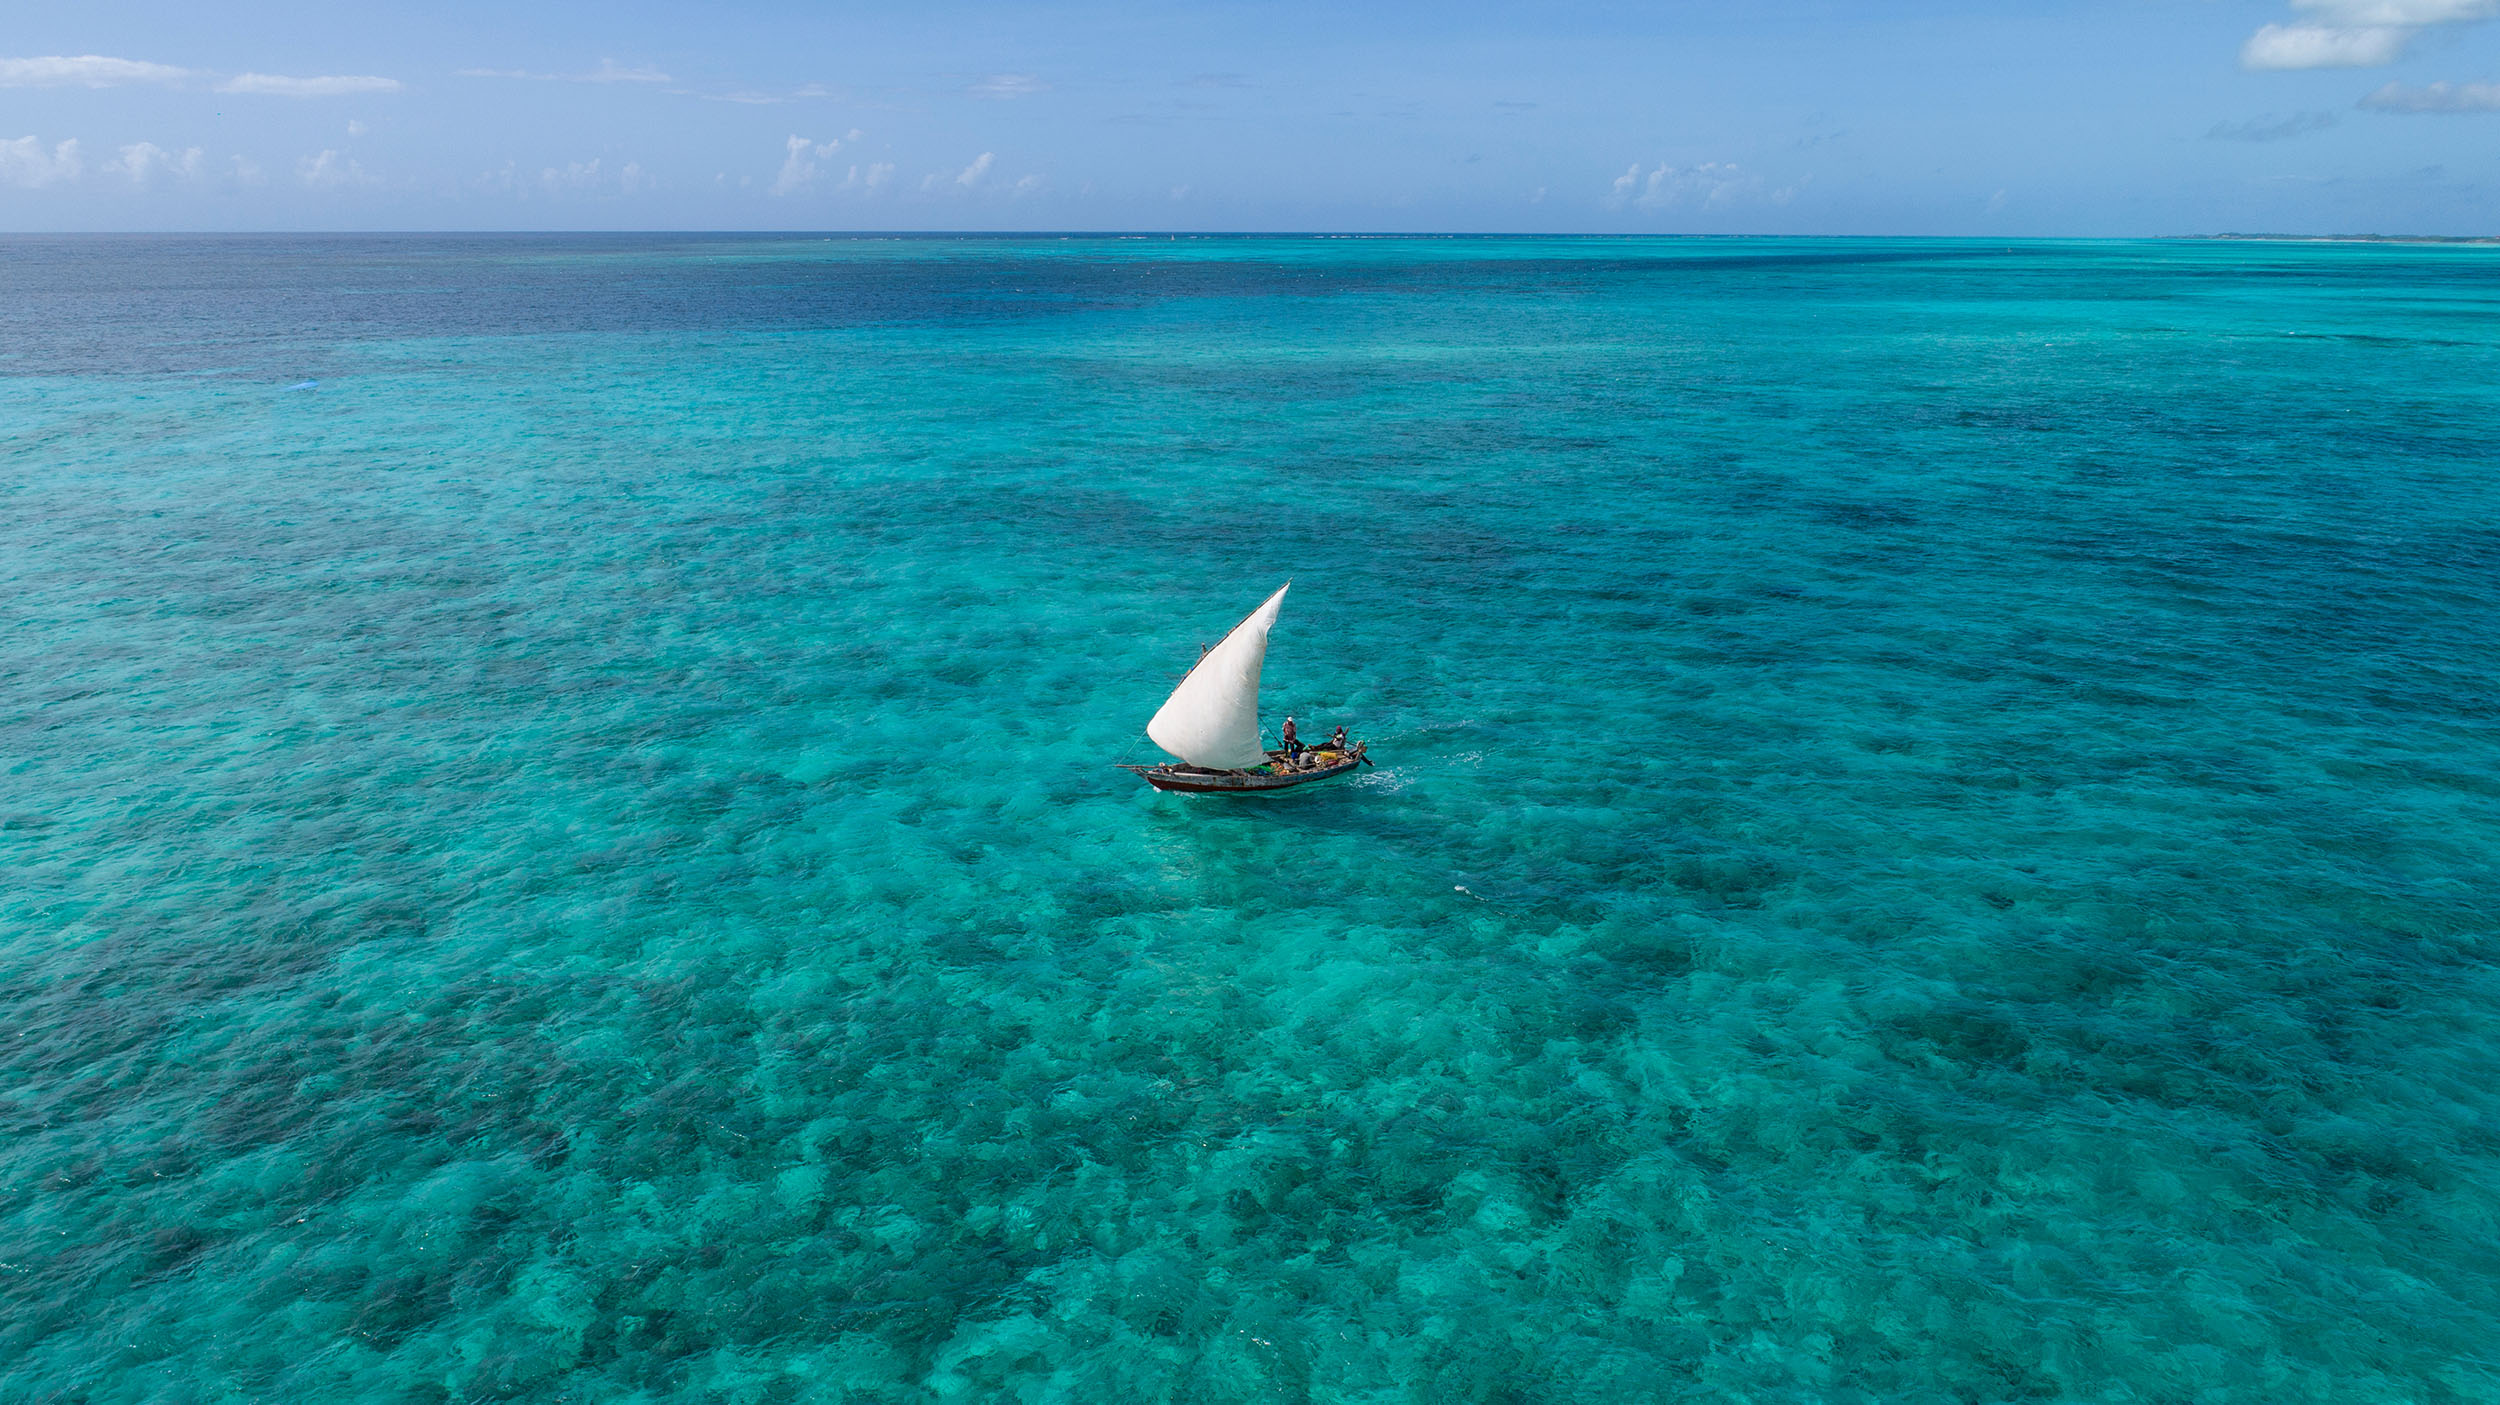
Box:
1131, 761, 1418, 856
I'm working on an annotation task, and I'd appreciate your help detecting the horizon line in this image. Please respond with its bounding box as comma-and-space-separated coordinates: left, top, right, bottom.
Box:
2, 229, 2496, 243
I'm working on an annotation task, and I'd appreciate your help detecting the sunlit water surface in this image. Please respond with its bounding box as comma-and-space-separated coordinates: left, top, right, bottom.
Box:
4, 235, 2497, 1402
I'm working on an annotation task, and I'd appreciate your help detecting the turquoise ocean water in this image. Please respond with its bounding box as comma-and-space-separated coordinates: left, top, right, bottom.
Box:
4, 235, 2497, 1402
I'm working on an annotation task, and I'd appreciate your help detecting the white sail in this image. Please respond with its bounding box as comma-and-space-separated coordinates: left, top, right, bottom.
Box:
1147, 583, 1290, 769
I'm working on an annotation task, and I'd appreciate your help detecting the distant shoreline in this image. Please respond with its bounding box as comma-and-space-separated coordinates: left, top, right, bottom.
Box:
2200, 233, 2500, 246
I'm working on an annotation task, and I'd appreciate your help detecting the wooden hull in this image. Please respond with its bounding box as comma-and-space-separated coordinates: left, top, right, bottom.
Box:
1122, 753, 1364, 793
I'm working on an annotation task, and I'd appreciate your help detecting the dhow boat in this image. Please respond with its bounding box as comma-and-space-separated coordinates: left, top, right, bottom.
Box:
1118, 582, 1370, 793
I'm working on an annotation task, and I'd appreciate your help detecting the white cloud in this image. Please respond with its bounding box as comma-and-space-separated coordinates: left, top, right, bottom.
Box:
0, 135, 82, 186
2241, 24, 2414, 67
347, 120, 368, 137
773, 134, 843, 194
297, 148, 374, 186
224, 72, 403, 97
971, 73, 1048, 98
585, 59, 669, 83
0, 55, 189, 87
864, 161, 894, 190
108, 141, 204, 184
1012, 173, 1044, 195
2361, 78, 2500, 109
2241, 0, 2500, 68
523, 158, 648, 194
542, 158, 603, 190
232, 154, 265, 185
956, 151, 994, 187
2296, 0, 2494, 21
1606, 160, 1780, 211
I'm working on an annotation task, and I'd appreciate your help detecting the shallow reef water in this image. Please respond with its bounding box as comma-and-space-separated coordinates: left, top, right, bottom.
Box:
3, 235, 2497, 1401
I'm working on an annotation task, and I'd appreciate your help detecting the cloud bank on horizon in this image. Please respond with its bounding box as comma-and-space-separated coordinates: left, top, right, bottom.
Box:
3, 1, 2498, 233
0, 53, 396, 95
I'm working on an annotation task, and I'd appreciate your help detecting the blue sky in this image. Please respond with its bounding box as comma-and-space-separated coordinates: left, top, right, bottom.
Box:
4, 0, 2497, 233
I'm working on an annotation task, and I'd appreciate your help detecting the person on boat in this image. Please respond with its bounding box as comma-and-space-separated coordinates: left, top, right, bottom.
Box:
1329, 724, 1347, 751
1281, 716, 1300, 758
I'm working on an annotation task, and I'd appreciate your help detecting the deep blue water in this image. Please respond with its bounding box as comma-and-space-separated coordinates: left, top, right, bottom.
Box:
4, 234, 2497, 1402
